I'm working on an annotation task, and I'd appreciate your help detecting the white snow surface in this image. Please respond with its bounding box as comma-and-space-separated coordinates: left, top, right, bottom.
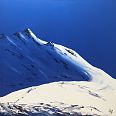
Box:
0, 81, 116, 115
0, 29, 116, 115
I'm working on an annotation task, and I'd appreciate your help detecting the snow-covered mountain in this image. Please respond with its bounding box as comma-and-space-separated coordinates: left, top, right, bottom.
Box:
0, 29, 116, 115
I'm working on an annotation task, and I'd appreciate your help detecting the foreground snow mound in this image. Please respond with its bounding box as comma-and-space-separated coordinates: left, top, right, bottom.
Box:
0, 28, 115, 96
0, 81, 116, 115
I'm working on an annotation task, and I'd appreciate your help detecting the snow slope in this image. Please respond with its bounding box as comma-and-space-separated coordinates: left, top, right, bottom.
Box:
0, 29, 116, 115
0, 81, 116, 115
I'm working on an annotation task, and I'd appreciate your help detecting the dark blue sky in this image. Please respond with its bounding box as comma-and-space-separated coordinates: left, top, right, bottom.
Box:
0, 0, 115, 78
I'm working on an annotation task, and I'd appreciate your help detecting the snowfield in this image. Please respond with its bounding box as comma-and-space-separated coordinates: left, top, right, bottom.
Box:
0, 81, 116, 115
0, 29, 116, 115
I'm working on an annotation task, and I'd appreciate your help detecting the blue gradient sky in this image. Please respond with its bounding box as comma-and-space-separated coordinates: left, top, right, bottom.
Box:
0, 0, 115, 78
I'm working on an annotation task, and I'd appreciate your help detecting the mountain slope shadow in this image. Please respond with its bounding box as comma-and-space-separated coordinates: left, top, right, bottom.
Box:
0, 29, 111, 96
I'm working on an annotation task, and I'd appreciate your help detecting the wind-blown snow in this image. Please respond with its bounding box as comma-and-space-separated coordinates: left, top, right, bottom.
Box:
0, 29, 116, 115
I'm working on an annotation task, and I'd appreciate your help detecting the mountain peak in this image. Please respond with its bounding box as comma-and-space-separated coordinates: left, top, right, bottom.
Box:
23, 28, 32, 35
22, 28, 46, 45
23, 28, 35, 37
